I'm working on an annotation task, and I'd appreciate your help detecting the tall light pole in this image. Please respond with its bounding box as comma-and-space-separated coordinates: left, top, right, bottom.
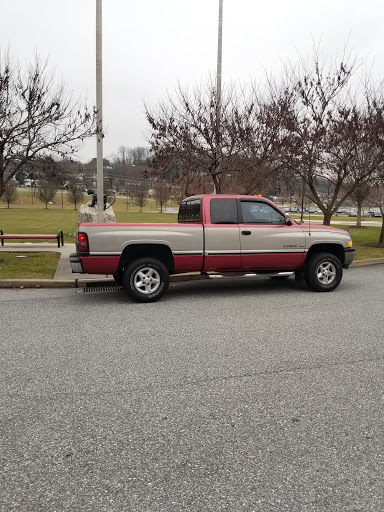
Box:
96, 0, 104, 222
216, 0, 223, 111
214, 0, 223, 194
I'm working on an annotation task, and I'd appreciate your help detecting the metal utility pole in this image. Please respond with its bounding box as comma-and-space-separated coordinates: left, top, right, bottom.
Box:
214, 0, 223, 194
216, 0, 223, 111
96, 0, 104, 222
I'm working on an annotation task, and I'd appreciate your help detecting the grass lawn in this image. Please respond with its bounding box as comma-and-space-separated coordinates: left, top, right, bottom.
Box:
0, 191, 178, 243
0, 252, 61, 279
0, 208, 79, 242
333, 225, 384, 261
354, 246, 384, 260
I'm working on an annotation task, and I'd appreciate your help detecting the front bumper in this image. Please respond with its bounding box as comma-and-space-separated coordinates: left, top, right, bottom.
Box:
70, 253, 85, 274
343, 248, 355, 268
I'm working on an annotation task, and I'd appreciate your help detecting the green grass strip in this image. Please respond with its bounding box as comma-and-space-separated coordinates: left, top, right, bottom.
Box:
0, 252, 61, 279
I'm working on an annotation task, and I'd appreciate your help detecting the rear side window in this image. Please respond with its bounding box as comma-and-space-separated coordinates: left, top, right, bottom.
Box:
178, 199, 202, 222
210, 198, 238, 224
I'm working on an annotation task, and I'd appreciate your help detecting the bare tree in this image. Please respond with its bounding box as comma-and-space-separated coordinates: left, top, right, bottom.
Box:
67, 176, 84, 210
112, 146, 151, 167
132, 182, 148, 212
146, 75, 298, 196
38, 180, 58, 208
279, 51, 384, 225
0, 51, 96, 197
349, 182, 372, 227
131, 147, 151, 165
171, 185, 187, 204
145, 78, 257, 193
1, 180, 17, 208
368, 184, 384, 243
237, 79, 296, 195
153, 180, 171, 212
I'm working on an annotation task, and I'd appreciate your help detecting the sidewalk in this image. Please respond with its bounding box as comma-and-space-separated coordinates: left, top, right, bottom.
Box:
0, 242, 383, 289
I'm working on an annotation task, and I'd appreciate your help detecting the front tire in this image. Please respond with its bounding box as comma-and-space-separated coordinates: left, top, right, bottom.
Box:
305, 252, 342, 292
123, 258, 169, 303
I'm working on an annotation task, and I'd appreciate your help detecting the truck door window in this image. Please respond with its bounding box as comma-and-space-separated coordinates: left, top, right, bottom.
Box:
210, 198, 238, 224
241, 201, 286, 225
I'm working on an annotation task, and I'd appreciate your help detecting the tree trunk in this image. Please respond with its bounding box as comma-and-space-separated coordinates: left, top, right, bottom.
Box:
379, 219, 384, 244
323, 211, 332, 226
356, 199, 363, 227
212, 173, 221, 194
0, 172, 4, 199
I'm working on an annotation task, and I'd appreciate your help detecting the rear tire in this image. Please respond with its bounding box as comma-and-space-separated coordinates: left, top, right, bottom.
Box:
123, 257, 169, 303
305, 252, 342, 292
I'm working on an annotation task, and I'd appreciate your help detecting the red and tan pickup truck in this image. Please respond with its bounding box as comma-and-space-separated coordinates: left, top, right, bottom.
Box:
70, 194, 355, 302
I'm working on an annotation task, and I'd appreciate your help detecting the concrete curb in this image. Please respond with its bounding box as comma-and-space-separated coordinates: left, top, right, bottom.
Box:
350, 258, 384, 267
0, 262, 382, 289
0, 279, 77, 289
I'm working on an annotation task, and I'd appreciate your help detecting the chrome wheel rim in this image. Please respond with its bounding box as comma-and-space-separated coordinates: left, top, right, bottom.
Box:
316, 261, 336, 285
133, 267, 161, 295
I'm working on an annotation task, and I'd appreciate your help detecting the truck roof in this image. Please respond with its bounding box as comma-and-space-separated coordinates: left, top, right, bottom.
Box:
183, 194, 267, 201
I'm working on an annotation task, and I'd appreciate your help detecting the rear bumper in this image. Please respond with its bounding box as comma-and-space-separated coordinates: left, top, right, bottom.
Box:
343, 248, 355, 269
70, 253, 85, 274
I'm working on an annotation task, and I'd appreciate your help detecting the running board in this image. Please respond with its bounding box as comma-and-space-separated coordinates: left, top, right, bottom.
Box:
203, 271, 294, 279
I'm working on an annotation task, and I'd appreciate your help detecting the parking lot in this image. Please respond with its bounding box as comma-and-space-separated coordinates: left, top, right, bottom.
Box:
1, 266, 384, 511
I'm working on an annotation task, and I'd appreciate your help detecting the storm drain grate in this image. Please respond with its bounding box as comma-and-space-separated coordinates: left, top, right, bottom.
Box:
79, 285, 123, 294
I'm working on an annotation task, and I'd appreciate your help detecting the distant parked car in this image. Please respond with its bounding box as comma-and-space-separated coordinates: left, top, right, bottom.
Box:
370, 211, 382, 218
348, 211, 357, 217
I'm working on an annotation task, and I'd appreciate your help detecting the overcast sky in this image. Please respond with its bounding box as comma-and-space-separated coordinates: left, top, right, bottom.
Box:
1, 0, 383, 162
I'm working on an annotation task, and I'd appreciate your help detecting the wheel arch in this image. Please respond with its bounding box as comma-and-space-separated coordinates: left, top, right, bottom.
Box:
306, 243, 345, 265
116, 244, 174, 277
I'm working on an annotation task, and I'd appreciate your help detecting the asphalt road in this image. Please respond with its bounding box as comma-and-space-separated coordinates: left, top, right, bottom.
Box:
1, 266, 383, 512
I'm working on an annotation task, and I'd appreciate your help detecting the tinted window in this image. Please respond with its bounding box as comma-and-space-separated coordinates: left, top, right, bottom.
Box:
241, 201, 285, 225
210, 198, 238, 224
178, 201, 186, 220
178, 199, 202, 222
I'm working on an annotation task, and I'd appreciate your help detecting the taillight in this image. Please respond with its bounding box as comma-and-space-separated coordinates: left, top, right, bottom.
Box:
77, 232, 89, 252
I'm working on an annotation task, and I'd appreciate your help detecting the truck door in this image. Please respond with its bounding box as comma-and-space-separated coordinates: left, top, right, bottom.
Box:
239, 199, 305, 270
203, 198, 242, 271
